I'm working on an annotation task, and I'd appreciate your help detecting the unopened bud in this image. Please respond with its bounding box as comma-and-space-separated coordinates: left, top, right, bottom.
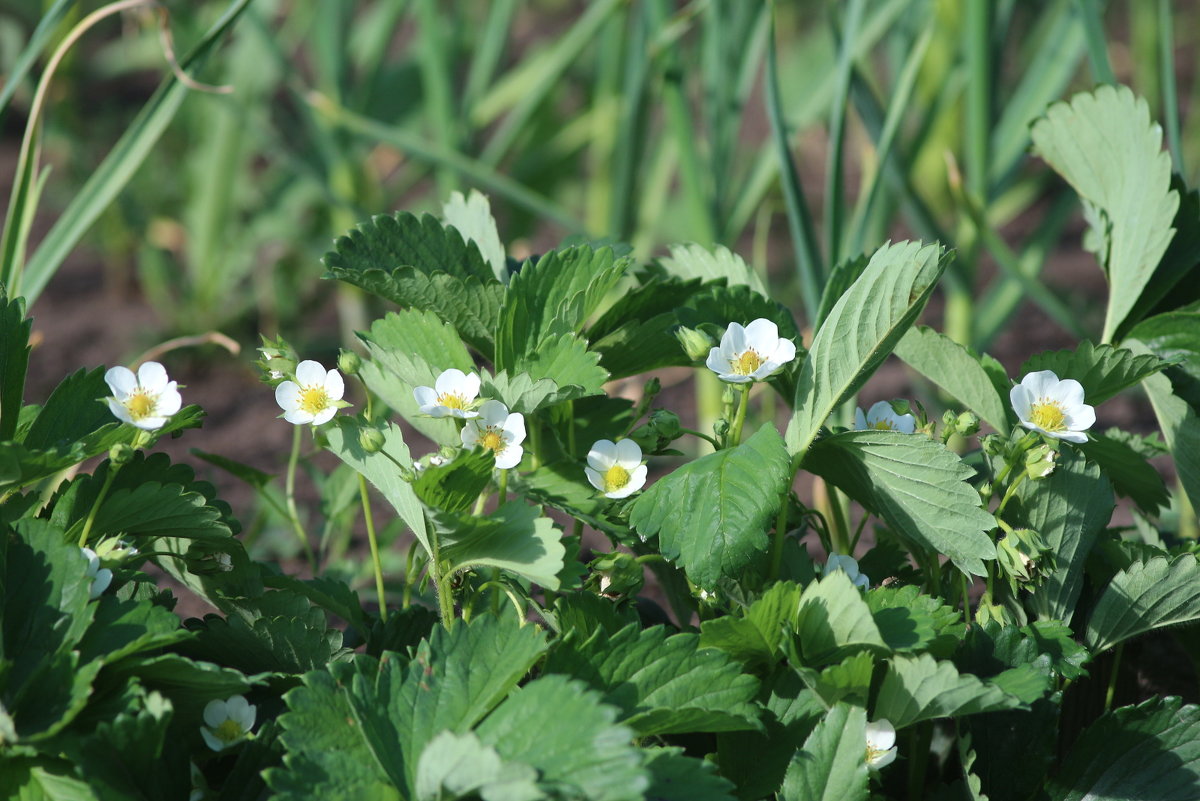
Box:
649, 409, 681, 439
359, 426, 386, 453
956, 411, 980, 437
675, 326, 715, 362
337, 349, 362, 376
109, 443, 135, 465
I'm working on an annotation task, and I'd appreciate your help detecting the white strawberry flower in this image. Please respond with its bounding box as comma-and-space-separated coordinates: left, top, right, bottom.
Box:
865, 719, 897, 769
81, 547, 112, 600
104, 361, 182, 431
823, 553, 870, 589
413, 368, 481, 418
201, 695, 256, 751
274, 360, 346, 426
1009, 370, 1095, 444
585, 439, 648, 499
460, 400, 525, 469
705, 318, 797, 383
854, 400, 916, 434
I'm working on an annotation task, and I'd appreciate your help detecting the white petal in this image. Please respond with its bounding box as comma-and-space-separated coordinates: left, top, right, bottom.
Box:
275, 381, 301, 410
424, 404, 451, 418
324, 369, 345, 401
105, 366, 137, 398
477, 399, 510, 426
1009, 384, 1033, 422
870, 747, 897, 769
865, 720, 896, 750
311, 406, 337, 426
413, 386, 438, 409
201, 728, 226, 752
461, 372, 481, 400
893, 414, 916, 434
751, 360, 785, 380
107, 397, 134, 425
136, 361, 169, 392
587, 440, 617, 471
614, 438, 643, 467
1055, 429, 1089, 444
623, 464, 648, 495
237, 703, 257, 729
283, 408, 314, 425
585, 466, 606, 492
721, 322, 748, 354
157, 384, 183, 416
502, 412, 526, 445
461, 422, 480, 449
494, 443, 523, 469
770, 337, 797, 365
133, 416, 166, 431
449, 407, 478, 419
203, 700, 228, 728
743, 318, 780, 351
1064, 403, 1096, 432
705, 347, 727, 375
719, 373, 753, 384
435, 368, 468, 394
89, 569, 111, 599
1020, 370, 1060, 400
1052, 378, 1086, 409
294, 360, 327, 387
854, 407, 868, 430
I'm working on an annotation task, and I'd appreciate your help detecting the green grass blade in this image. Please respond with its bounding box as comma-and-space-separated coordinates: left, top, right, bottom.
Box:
19, 0, 255, 307
1158, 0, 1183, 171
765, 6, 823, 324
462, 0, 516, 116
964, 0, 992, 202
607, 5, 652, 240
823, 0, 864, 268
1076, 0, 1115, 84
307, 93, 586, 235
414, 0, 460, 196
0, 0, 75, 121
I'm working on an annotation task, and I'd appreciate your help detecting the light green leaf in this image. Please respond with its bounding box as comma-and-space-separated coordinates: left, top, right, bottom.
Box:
659, 243, 768, 296
792, 571, 887, 665
1085, 555, 1200, 654
441, 502, 566, 590
542, 624, 761, 736
1129, 344, 1200, 512
873, 653, 1048, 729
1127, 311, 1200, 408
805, 431, 997, 576
1077, 430, 1169, 515
1030, 85, 1179, 342
779, 703, 869, 801
629, 424, 790, 588
481, 370, 593, 415
1019, 340, 1167, 405
795, 652, 876, 708
512, 332, 608, 398
1047, 697, 1200, 801
786, 240, 950, 458
895, 326, 1010, 433
699, 580, 802, 670
325, 417, 428, 554
476, 675, 649, 801
1017, 447, 1114, 621
415, 731, 543, 801
0, 759, 101, 801
867, 585, 963, 655
442, 190, 508, 283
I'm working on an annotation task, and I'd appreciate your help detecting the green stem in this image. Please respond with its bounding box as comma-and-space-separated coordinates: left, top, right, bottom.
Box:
679, 427, 720, 449
960, 571, 972, 622
730, 383, 751, 447
995, 471, 1028, 516
497, 468, 509, 506
286, 425, 317, 571
78, 463, 120, 547
567, 399, 577, 459
1104, 643, 1124, 712
426, 514, 455, 628
403, 539, 421, 609
359, 474, 387, 623
906, 722, 932, 801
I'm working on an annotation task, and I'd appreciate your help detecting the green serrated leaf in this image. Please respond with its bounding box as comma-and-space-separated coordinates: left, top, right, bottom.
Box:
1047, 697, 1200, 801
873, 653, 1049, 729
1031, 85, 1179, 342
895, 326, 1011, 433
440, 502, 565, 590
630, 425, 790, 588
1127, 311, 1200, 408
642, 747, 738, 801
415, 730, 543, 801
0, 759, 102, 801
792, 571, 887, 665
412, 449, 493, 515
543, 624, 761, 736
787, 240, 949, 458
1127, 342, 1200, 513
442, 190, 508, 283
1019, 340, 1167, 406
1076, 431, 1168, 515
795, 651, 876, 708
181, 603, 348, 676
806, 431, 996, 576
511, 462, 628, 539
513, 332, 608, 398
481, 370, 591, 415
1116, 177, 1200, 334
700, 580, 802, 670
659, 243, 768, 296
1085, 555, 1200, 654
779, 703, 869, 801
75, 597, 190, 666
0, 293, 31, 443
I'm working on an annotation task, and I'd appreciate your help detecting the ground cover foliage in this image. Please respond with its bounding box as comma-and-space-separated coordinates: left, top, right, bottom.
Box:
2, 76, 1200, 799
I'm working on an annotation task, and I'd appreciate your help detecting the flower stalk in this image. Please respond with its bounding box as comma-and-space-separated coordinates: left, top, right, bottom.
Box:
358, 474, 387, 623
285, 425, 316, 571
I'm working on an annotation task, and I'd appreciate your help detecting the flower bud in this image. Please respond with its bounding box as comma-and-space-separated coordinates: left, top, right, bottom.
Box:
255, 336, 298, 386
109, 443, 135, 465
955, 411, 981, 437
337, 349, 362, 376
590, 551, 643, 597
359, 426, 386, 453
1025, 443, 1058, 480
649, 409, 682, 439
675, 326, 715, 362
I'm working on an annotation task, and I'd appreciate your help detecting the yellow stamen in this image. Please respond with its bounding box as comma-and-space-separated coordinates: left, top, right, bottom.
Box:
480, 430, 504, 453
437, 392, 466, 410
872, 419, 895, 431
125, 391, 156, 420
298, 385, 330, 415
1030, 400, 1066, 431
603, 464, 630, 493
732, 349, 764, 376
214, 719, 244, 743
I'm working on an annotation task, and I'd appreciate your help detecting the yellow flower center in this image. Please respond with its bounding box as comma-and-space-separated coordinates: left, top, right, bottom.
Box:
437, 392, 467, 410
213, 719, 244, 744
1030, 399, 1066, 432
732, 349, 764, 376
125, 391, 156, 420
872, 419, 895, 431
480, 430, 504, 453
866, 745, 888, 764
603, 464, 631, 493
298, 385, 330, 415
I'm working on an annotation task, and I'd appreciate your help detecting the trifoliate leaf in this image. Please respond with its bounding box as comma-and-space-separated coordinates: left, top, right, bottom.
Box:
1031, 85, 1179, 342
415, 731, 543, 801
1015, 447, 1114, 621
1085, 555, 1200, 654
895, 326, 1011, 433
786, 240, 949, 458
630, 424, 790, 588
439, 501, 566, 590
791, 571, 887, 665
543, 624, 761, 736
868, 585, 964, 656
1019, 340, 1167, 406
805, 431, 997, 576
873, 653, 1049, 729
481, 370, 592, 415
700, 581, 802, 670
794, 651, 875, 708
659, 242, 768, 296
442, 190, 508, 283
778, 702, 869, 801
75, 597, 190, 666
1047, 697, 1200, 801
